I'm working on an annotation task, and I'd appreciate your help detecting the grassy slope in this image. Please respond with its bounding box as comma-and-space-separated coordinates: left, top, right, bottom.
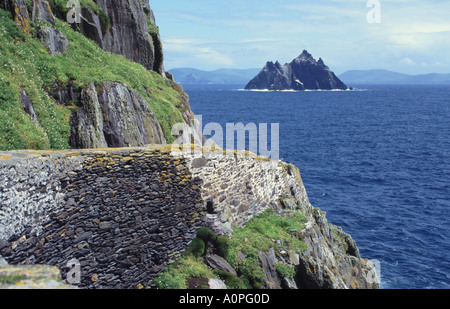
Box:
0, 8, 184, 150
153, 209, 308, 289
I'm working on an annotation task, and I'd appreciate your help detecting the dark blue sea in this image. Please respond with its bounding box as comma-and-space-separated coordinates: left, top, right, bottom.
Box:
182, 83, 450, 289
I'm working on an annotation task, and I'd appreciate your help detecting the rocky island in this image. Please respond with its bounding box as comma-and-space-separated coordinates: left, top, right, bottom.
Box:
0, 0, 377, 290
245, 50, 348, 91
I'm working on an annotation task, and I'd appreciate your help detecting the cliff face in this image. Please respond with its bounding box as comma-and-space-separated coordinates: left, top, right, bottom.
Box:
245, 50, 348, 91
93, 0, 165, 76
69, 82, 166, 148
0, 147, 379, 289
0, 0, 194, 150
0, 0, 31, 33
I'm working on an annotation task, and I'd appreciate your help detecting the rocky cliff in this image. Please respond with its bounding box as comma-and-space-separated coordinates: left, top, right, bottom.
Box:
0, 147, 379, 289
69, 81, 166, 148
245, 50, 348, 91
79, 0, 166, 76
0, 1, 379, 290
0, 0, 194, 150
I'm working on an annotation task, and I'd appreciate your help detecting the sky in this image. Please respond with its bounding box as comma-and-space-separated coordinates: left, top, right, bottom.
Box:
149, 0, 450, 75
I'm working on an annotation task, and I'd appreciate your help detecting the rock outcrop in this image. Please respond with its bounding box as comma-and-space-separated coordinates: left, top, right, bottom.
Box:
92, 0, 165, 76
78, 6, 104, 49
0, 0, 31, 34
245, 50, 348, 91
19, 88, 40, 126
69, 82, 166, 149
33, 0, 164, 75
37, 26, 69, 55
35, 0, 56, 25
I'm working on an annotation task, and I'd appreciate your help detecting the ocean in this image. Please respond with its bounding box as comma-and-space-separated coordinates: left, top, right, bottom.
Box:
182, 83, 450, 289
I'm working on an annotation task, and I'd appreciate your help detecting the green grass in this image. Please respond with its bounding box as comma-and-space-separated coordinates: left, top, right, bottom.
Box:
144, 8, 159, 36
153, 209, 309, 289
227, 209, 308, 262
0, 10, 65, 150
225, 209, 308, 288
275, 262, 296, 279
153, 255, 217, 289
0, 274, 27, 285
0, 8, 185, 150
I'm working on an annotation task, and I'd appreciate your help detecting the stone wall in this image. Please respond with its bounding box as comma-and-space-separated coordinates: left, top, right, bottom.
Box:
0, 146, 379, 289
0, 152, 83, 241
0, 147, 206, 288
182, 148, 379, 289
185, 149, 310, 236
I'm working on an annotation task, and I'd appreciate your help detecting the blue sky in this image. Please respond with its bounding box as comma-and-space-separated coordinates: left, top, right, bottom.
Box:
150, 0, 450, 74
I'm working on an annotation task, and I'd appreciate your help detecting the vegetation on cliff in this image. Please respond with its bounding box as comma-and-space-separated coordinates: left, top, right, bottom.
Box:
153, 209, 308, 289
0, 5, 186, 150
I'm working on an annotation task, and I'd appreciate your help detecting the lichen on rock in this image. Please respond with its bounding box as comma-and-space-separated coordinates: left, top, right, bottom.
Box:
0, 264, 78, 289
69, 82, 167, 149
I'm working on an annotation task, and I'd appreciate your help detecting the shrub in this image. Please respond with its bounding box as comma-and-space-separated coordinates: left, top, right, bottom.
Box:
238, 256, 266, 289
275, 262, 296, 279
215, 235, 230, 258
153, 256, 216, 289
213, 269, 246, 289
184, 238, 205, 258
196, 227, 217, 243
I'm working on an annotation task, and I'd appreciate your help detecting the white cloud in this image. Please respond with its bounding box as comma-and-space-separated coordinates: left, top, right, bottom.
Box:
162, 37, 235, 69
399, 57, 416, 66
155, 1, 450, 73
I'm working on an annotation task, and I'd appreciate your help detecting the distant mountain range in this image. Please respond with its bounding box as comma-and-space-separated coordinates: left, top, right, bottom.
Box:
168, 68, 450, 85
339, 70, 450, 85
168, 68, 260, 85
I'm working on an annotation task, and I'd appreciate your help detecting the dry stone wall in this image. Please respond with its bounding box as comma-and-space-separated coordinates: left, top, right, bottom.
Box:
184, 149, 311, 236
0, 152, 83, 241
0, 146, 379, 289
0, 147, 206, 288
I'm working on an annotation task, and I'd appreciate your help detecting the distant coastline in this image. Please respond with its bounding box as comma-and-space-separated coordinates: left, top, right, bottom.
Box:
168, 68, 260, 85
339, 69, 450, 85
169, 68, 450, 86
239, 88, 354, 92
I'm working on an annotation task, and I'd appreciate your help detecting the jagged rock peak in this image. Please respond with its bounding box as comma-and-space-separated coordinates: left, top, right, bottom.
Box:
293, 50, 324, 67
296, 49, 314, 60
245, 50, 348, 91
